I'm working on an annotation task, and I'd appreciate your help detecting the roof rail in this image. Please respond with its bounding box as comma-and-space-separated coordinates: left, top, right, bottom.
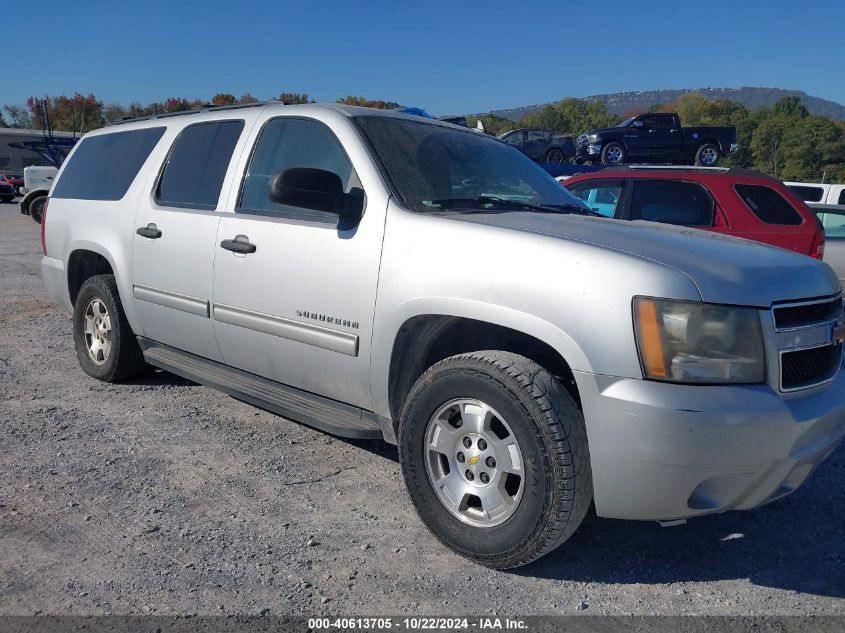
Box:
109, 100, 280, 127
600, 164, 766, 178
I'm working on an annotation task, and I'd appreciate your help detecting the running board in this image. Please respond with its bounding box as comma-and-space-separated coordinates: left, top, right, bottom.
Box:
139, 339, 382, 440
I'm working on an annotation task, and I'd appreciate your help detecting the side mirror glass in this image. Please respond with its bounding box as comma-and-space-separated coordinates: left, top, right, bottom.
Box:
268, 168, 363, 218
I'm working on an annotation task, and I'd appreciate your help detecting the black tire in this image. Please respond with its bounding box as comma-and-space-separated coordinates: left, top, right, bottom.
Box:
600, 141, 626, 165
73, 274, 147, 382
399, 351, 592, 569
544, 148, 566, 164
29, 195, 47, 224
695, 142, 720, 166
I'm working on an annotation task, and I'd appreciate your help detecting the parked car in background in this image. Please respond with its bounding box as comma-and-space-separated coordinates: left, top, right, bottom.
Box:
564, 166, 825, 258
19, 165, 58, 223
576, 112, 738, 167
0, 174, 24, 195
787, 181, 845, 206
810, 204, 845, 285
0, 181, 15, 202
499, 128, 574, 163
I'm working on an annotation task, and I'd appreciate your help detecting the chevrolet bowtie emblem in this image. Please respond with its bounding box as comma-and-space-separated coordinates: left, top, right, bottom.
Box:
468, 455, 481, 466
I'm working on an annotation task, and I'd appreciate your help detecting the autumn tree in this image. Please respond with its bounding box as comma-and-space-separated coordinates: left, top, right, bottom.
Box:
211, 93, 237, 106
26, 94, 104, 133
238, 93, 259, 104
336, 96, 400, 109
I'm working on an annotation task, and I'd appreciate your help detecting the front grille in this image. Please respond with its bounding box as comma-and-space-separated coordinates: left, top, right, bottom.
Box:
781, 343, 842, 390
774, 299, 841, 329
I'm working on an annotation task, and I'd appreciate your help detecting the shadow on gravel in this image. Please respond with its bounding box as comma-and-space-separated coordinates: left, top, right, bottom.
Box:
122, 368, 196, 388
515, 452, 844, 598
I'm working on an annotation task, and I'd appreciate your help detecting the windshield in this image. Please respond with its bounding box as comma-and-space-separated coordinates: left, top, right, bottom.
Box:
354, 116, 590, 214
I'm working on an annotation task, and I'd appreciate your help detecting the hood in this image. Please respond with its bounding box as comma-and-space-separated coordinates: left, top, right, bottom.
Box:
452, 212, 840, 307
581, 126, 621, 137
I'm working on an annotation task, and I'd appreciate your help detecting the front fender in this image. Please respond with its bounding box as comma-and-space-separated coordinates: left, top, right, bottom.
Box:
369, 297, 592, 420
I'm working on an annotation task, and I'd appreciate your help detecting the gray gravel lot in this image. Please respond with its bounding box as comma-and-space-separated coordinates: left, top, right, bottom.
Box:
0, 201, 843, 617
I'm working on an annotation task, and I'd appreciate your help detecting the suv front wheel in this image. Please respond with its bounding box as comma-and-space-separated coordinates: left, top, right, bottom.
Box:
399, 351, 592, 569
73, 274, 147, 382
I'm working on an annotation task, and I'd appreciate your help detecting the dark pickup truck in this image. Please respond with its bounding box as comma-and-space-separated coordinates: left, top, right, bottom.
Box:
575, 112, 737, 167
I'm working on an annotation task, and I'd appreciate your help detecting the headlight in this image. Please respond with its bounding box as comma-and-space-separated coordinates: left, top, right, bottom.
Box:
587, 134, 598, 143
633, 297, 765, 384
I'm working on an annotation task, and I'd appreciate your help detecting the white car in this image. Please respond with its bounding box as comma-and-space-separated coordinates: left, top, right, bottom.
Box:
787, 181, 845, 206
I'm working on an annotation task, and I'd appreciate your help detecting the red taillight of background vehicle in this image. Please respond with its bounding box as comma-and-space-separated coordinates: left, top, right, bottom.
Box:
810, 225, 825, 260
40, 199, 49, 254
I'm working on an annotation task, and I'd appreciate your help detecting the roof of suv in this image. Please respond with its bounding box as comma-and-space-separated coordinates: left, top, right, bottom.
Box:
106, 100, 460, 128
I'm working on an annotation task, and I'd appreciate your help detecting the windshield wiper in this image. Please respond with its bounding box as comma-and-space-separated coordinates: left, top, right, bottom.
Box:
428, 196, 601, 216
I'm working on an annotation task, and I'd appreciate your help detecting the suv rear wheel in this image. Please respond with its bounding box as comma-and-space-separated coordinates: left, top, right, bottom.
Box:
73, 274, 147, 382
398, 351, 592, 569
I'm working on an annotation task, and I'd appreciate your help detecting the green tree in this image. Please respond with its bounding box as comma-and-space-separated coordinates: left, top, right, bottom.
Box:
518, 98, 620, 136
465, 114, 517, 136
277, 92, 313, 104
0, 111, 7, 128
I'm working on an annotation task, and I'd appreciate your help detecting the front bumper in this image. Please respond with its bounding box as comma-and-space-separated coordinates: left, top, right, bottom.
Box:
575, 368, 845, 521
575, 142, 602, 163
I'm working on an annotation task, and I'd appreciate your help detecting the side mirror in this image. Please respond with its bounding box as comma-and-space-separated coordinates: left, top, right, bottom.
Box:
632, 120, 644, 128
268, 168, 363, 218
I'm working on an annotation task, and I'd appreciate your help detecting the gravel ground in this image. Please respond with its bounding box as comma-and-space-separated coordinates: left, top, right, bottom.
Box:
0, 201, 843, 617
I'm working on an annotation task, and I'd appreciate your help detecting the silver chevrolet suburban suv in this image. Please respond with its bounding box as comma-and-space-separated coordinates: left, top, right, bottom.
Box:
40, 103, 845, 569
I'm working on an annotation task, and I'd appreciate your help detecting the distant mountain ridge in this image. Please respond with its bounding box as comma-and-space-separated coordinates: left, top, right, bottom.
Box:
484, 87, 845, 122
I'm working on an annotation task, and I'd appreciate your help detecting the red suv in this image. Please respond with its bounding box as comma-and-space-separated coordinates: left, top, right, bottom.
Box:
564, 166, 825, 259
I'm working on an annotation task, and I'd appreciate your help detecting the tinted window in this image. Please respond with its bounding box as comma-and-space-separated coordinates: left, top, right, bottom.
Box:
735, 184, 803, 226
838, 190, 845, 205
156, 120, 244, 209
788, 185, 825, 203
502, 131, 523, 145
656, 114, 676, 127
638, 116, 659, 128
355, 116, 588, 215
629, 180, 714, 226
52, 127, 165, 200
239, 117, 361, 220
525, 130, 547, 141
567, 179, 625, 218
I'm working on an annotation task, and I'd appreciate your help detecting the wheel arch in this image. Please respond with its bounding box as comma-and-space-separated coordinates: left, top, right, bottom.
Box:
382, 307, 589, 439
67, 248, 116, 307
20, 188, 49, 214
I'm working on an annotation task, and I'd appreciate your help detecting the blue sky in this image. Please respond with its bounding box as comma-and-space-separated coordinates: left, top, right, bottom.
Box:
3, 0, 844, 116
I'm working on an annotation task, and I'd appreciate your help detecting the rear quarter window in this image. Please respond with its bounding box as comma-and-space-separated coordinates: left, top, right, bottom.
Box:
51, 127, 166, 201
734, 184, 803, 226
788, 185, 825, 203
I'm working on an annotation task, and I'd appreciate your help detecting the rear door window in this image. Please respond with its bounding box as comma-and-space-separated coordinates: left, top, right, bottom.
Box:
156, 120, 245, 210
51, 127, 166, 201
735, 184, 803, 226
838, 190, 845, 205
566, 179, 625, 218
629, 180, 714, 226
788, 185, 825, 203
